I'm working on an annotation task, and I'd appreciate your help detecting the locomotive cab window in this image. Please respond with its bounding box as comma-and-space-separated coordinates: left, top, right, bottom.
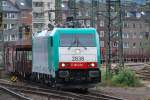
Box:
59, 34, 96, 47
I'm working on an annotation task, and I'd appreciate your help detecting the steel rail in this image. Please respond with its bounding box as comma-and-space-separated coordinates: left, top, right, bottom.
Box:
89, 90, 125, 100
0, 85, 32, 100
0, 82, 86, 100
10, 88, 75, 100
0, 80, 125, 100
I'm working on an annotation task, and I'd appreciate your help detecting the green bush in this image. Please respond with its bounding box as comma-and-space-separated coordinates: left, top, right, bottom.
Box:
111, 68, 140, 87
100, 68, 113, 86
101, 69, 107, 81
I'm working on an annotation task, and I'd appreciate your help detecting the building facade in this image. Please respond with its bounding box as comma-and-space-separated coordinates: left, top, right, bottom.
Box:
2, 0, 32, 44
32, 0, 55, 33
2, 0, 20, 42
123, 16, 150, 62
15, 0, 32, 41
0, 0, 32, 70
15, 0, 32, 26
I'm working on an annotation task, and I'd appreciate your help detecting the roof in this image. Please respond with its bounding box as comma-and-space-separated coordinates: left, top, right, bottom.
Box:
15, 0, 32, 10
2, 0, 19, 12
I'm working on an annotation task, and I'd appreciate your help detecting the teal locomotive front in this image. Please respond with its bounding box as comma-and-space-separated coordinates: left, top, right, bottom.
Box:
53, 28, 101, 88
32, 28, 101, 89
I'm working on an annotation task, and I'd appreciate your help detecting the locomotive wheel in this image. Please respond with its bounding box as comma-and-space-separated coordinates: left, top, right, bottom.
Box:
80, 88, 88, 92
83, 88, 88, 92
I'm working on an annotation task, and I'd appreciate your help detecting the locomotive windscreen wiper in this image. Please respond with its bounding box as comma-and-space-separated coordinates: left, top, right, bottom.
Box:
68, 36, 87, 50
68, 39, 76, 50
76, 39, 87, 50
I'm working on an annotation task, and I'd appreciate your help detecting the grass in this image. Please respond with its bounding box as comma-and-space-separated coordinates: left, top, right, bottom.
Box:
100, 67, 142, 87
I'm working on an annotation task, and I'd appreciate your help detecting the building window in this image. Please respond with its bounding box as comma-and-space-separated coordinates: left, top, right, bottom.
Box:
86, 20, 90, 27
11, 34, 15, 41
2, 1, 7, 6
4, 13, 7, 18
78, 11, 82, 16
11, 24, 15, 29
3, 24, 15, 30
33, 12, 44, 18
139, 23, 142, 28
33, 2, 44, 7
139, 33, 143, 38
100, 21, 104, 27
130, 34, 133, 38
145, 42, 148, 46
112, 31, 118, 37
10, 13, 15, 18
21, 13, 26, 18
86, 11, 89, 16
113, 41, 118, 47
133, 42, 136, 48
133, 33, 136, 38
5, 13, 17, 19
145, 32, 149, 39
123, 33, 129, 38
124, 23, 127, 28
123, 22, 129, 28
47, 2, 51, 8
33, 23, 44, 28
100, 31, 104, 37
0, 36, 1, 41
4, 24, 7, 29
140, 42, 142, 46
125, 12, 131, 17
133, 23, 136, 28
4, 35, 8, 41
100, 41, 104, 47
123, 42, 129, 48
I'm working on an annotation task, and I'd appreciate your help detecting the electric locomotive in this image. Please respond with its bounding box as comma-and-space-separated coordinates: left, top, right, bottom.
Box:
32, 28, 101, 89
12, 28, 101, 90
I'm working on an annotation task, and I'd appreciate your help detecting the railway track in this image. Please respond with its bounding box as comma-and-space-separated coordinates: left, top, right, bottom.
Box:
0, 80, 125, 100
0, 85, 32, 100
136, 64, 150, 81
88, 90, 125, 100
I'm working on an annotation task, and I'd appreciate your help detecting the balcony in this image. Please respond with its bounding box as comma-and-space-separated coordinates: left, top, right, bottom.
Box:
32, 18, 45, 23
32, 7, 44, 13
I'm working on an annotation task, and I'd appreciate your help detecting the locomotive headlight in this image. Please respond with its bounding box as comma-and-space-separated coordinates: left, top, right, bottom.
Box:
75, 49, 81, 54
90, 63, 95, 67
62, 63, 65, 67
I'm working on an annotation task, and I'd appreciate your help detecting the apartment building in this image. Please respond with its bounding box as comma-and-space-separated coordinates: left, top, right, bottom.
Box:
15, 0, 32, 26
1, 0, 32, 43
0, 0, 20, 68
123, 16, 150, 62
2, 0, 20, 42
15, 0, 32, 41
32, 0, 55, 33
0, 0, 32, 69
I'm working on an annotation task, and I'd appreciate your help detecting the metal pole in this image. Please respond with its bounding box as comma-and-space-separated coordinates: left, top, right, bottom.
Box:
0, 0, 4, 70
118, 0, 124, 68
73, 0, 76, 27
106, 0, 111, 80
55, 0, 62, 26
91, 0, 94, 27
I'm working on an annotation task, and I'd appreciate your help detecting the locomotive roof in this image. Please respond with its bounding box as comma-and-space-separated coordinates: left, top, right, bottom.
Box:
33, 30, 52, 37
33, 28, 97, 38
